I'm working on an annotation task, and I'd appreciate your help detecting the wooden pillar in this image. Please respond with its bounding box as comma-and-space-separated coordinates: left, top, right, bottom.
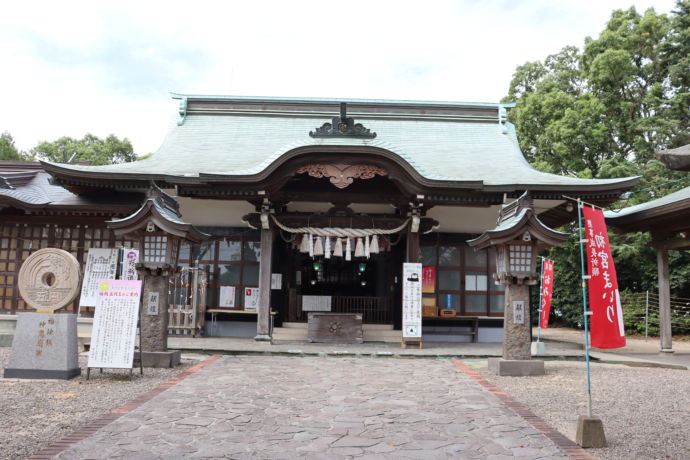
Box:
656, 246, 673, 352
255, 227, 273, 341
406, 226, 420, 263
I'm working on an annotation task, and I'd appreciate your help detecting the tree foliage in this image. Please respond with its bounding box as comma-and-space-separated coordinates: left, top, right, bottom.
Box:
31, 134, 136, 166
0, 132, 23, 161
506, 2, 690, 328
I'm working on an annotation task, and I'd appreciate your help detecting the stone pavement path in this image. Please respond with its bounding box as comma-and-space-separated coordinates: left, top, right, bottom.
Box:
54, 356, 569, 459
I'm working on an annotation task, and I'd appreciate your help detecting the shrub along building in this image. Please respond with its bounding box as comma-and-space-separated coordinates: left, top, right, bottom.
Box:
0, 95, 638, 343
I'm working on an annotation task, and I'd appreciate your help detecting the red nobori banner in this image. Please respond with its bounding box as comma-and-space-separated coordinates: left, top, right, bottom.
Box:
582, 206, 626, 349
540, 259, 555, 329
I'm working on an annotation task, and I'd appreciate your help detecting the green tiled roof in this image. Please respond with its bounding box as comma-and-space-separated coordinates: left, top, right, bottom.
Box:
42, 95, 637, 192
605, 186, 690, 219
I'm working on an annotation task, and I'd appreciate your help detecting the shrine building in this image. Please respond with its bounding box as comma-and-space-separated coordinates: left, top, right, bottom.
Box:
0, 95, 638, 343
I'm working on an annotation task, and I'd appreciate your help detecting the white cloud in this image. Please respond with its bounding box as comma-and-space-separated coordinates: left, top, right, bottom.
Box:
0, 0, 678, 155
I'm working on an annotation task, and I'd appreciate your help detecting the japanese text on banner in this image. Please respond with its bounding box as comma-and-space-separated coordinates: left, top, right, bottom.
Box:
582, 207, 626, 349
540, 259, 555, 329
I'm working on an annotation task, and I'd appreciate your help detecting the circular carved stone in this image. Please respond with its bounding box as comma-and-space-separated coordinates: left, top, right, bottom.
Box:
18, 248, 81, 312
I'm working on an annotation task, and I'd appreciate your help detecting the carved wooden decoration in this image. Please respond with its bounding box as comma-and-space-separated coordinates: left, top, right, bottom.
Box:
296, 164, 388, 189
309, 102, 377, 139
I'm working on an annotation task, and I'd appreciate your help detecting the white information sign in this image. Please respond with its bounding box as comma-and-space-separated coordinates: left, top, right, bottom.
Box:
120, 248, 139, 281
402, 263, 423, 339
79, 248, 119, 307
271, 273, 282, 290
244, 287, 259, 310
513, 301, 525, 325
88, 280, 142, 369
219, 286, 236, 308
302, 295, 332, 311
146, 292, 160, 316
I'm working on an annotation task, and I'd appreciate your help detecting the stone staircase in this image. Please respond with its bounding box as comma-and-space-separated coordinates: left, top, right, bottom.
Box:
272, 322, 401, 343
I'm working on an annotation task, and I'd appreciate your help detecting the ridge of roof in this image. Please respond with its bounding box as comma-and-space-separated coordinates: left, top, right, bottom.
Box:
171, 92, 515, 109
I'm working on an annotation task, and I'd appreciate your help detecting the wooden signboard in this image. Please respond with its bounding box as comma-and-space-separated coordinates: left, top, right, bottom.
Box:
307, 312, 363, 343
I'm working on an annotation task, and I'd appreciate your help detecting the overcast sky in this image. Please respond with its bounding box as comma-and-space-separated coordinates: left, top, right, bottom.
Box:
0, 0, 678, 155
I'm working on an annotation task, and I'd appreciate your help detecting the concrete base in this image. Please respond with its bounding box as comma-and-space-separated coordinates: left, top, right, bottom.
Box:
576, 415, 607, 448
4, 367, 81, 379
660, 348, 675, 353
488, 358, 545, 376
0, 333, 13, 347
531, 341, 547, 356
138, 350, 181, 368
254, 334, 272, 342
4, 312, 80, 380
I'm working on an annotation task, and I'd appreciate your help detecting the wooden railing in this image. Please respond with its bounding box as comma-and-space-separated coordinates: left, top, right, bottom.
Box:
286, 290, 390, 324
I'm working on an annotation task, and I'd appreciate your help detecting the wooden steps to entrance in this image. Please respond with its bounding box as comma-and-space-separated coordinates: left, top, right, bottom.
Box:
273, 322, 401, 343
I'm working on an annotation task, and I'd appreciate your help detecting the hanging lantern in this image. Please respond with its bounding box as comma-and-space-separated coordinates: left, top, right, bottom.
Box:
370, 234, 379, 254
364, 236, 370, 258
324, 236, 331, 259
345, 237, 352, 261
299, 233, 309, 253
308, 234, 314, 258
313, 236, 324, 256
333, 238, 343, 257
354, 237, 364, 258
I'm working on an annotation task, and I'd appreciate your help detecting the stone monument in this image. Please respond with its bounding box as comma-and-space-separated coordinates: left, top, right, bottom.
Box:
4, 248, 82, 379
468, 193, 569, 376
106, 184, 207, 368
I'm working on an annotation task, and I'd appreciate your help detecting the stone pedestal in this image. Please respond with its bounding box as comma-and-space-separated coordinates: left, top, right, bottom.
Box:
489, 284, 544, 376
576, 415, 607, 448
503, 284, 531, 360
4, 312, 80, 379
139, 350, 181, 368
137, 267, 181, 368
488, 358, 545, 376
140, 274, 169, 353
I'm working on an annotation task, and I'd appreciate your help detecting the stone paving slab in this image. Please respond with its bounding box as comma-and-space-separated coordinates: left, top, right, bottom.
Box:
53, 356, 571, 459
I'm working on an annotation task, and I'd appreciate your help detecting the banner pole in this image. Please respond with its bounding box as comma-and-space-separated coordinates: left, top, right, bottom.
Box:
537, 257, 545, 342
577, 199, 593, 417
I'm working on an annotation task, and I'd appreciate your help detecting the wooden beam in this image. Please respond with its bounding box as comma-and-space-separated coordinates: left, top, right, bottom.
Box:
255, 227, 274, 340
656, 247, 673, 352
406, 224, 420, 263
660, 236, 690, 251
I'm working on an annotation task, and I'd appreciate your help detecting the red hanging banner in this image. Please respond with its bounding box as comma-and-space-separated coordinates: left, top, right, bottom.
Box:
540, 259, 555, 329
582, 207, 626, 349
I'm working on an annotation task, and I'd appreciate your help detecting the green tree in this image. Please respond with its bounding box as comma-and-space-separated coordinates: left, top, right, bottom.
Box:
506, 2, 690, 328
0, 132, 23, 161
32, 134, 136, 166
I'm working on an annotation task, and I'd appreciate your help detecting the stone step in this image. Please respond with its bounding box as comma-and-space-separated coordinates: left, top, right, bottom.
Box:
272, 327, 401, 343
272, 328, 307, 341
279, 322, 394, 331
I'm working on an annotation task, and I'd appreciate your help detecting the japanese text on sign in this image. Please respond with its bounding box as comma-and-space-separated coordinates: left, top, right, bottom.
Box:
403, 263, 422, 338
583, 207, 626, 349
79, 248, 119, 307
88, 280, 142, 369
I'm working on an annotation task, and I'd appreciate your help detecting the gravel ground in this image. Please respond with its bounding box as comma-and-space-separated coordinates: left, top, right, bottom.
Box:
0, 348, 195, 460
470, 360, 690, 460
